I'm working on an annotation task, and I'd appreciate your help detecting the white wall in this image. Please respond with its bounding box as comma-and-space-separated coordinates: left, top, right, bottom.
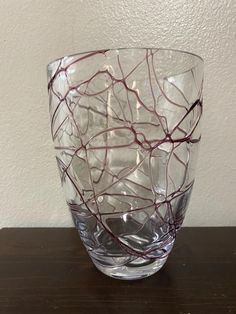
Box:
0, 0, 235, 227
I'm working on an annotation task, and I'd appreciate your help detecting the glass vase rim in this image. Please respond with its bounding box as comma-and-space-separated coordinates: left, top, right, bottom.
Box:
47, 47, 204, 71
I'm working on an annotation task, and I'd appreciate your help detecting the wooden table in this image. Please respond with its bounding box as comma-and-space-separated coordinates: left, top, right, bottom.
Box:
0, 228, 235, 314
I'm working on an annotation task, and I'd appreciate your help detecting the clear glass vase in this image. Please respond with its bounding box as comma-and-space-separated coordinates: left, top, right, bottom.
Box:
47, 48, 204, 280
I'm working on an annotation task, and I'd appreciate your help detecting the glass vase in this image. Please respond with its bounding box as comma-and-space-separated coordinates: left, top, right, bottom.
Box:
47, 48, 204, 280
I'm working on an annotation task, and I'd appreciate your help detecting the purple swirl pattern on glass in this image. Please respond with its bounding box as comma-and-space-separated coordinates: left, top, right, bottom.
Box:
47, 48, 203, 280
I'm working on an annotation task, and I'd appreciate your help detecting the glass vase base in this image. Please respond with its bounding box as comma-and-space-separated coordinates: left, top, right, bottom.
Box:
92, 256, 168, 280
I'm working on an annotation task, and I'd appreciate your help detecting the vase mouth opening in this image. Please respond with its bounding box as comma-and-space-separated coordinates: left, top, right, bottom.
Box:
47, 47, 204, 70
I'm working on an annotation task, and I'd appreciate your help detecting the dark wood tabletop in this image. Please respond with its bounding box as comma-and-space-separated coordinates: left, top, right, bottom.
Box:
0, 227, 235, 314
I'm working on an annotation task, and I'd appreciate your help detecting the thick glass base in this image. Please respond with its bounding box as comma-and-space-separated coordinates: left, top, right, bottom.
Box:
92, 256, 168, 280
73, 211, 175, 280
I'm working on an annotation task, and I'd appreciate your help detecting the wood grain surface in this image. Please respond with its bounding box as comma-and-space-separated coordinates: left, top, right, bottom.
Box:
0, 228, 235, 314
